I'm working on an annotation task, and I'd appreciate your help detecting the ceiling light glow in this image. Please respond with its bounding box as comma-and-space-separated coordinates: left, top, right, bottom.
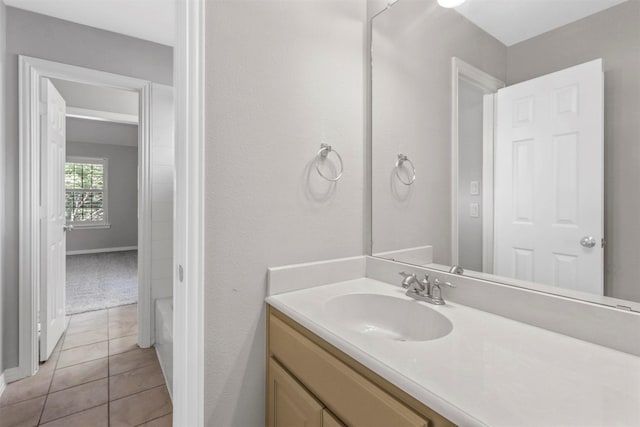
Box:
437, 0, 467, 8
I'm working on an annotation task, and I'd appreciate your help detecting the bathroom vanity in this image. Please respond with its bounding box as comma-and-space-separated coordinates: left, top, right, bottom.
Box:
267, 305, 452, 427
267, 2, 640, 425
265, 272, 640, 427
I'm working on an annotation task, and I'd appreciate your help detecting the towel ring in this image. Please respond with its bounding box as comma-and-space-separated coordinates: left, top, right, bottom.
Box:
315, 143, 343, 182
395, 154, 416, 185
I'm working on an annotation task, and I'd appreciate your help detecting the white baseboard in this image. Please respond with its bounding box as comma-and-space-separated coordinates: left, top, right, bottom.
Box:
154, 345, 173, 402
4, 366, 25, 383
0, 372, 6, 398
67, 246, 137, 255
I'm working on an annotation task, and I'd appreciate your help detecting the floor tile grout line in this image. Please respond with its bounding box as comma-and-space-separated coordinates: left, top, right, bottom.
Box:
109, 379, 167, 404
109, 383, 168, 405
59, 330, 136, 356
47, 360, 109, 395
0, 392, 49, 410
61, 337, 110, 352
37, 316, 69, 426
37, 401, 108, 426
133, 410, 172, 427
109, 359, 160, 378
57, 353, 107, 371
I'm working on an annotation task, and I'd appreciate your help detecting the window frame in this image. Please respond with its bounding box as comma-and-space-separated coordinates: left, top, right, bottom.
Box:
65, 156, 110, 229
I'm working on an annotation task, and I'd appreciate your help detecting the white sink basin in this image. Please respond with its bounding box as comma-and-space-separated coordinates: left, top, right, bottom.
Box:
324, 293, 453, 342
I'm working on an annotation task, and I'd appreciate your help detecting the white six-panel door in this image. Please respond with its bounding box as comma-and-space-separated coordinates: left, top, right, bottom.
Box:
494, 59, 604, 295
40, 79, 67, 361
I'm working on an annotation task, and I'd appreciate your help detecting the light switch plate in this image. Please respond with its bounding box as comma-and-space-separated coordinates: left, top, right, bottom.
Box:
470, 203, 479, 218
470, 181, 479, 195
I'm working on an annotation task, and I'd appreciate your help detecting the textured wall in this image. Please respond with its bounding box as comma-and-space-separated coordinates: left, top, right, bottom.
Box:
204, 1, 365, 425
66, 117, 138, 148
506, 1, 640, 302
0, 0, 6, 374
3, 7, 172, 369
371, 0, 507, 263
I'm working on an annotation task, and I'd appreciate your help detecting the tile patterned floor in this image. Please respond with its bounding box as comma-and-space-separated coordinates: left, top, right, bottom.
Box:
0, 304, 172, 427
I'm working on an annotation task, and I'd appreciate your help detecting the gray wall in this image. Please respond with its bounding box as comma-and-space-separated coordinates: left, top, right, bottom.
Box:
457, 80, 484, 271
0, 0, 6, 374
3, 7, 172, 369
371, 0, 507, 263
66, 121, 138, 252
66, 117, 138, 147
506, 0, 640, 302
205, 1, 365, 425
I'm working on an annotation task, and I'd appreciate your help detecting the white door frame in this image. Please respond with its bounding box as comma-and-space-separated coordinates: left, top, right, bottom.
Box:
17, 55, 153, 381
450, 57, 504, 267
172, 0, 205, 425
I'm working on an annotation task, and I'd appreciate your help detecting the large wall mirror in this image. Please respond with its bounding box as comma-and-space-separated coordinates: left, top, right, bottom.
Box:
371, 0, 640, 308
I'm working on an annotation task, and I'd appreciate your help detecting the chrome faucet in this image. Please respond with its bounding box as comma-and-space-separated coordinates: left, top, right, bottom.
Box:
449, 265, 464, 275
399, 272, 424, 293
398, 272, 456, 305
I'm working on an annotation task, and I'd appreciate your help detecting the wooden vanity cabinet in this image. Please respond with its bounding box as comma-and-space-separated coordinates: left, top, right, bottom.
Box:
268, 358, 323, 427
266, 307, 456, 427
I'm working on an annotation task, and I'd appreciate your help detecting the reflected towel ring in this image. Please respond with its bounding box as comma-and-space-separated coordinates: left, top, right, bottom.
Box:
395, 154, 416, 185
315, 143, 344, 182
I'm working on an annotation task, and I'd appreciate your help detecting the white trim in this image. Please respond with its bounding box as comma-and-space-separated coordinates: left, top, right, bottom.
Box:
18, 55, 153, 382
66, 246, 137, 255
154, 346, 173, 401
481, 94, 496, 274
4, 366, 23, 383
68, 224, 111, 230
66, 106, 138, 125
450, 57, 504, 266
137, 82, 152, 349
0, 373, 6, 397
173, 0, 205, 425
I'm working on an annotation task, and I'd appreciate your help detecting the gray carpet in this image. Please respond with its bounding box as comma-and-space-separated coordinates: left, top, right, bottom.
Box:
66, 250, 138, 314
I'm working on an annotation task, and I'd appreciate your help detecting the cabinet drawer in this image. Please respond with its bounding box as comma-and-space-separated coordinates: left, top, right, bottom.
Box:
323, 409, 345, 427
268, 358, 323, 427
269, 313, 429, 427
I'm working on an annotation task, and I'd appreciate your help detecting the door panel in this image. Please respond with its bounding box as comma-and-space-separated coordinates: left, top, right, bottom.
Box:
494, 59, 604, 294
268, 358, 323, 427
40, 79, 67, 361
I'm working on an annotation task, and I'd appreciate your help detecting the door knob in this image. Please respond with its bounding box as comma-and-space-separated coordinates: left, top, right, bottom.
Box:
580, 236, 596, 248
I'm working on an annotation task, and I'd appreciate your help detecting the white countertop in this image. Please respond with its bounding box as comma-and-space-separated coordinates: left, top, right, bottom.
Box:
265, 278, 640, 427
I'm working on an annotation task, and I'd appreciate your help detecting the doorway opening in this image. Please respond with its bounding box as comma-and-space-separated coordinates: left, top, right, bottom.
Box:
17, 57, 174, 392
54, 79, 141, 316
451, 57, 505, 273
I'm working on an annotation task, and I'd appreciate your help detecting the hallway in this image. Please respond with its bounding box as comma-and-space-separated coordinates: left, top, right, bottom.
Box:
0, 304, 172, 426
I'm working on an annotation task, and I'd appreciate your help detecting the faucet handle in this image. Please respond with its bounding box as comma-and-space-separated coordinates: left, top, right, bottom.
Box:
399, 271, 414, 278
421, 274, 430, 286
433, 278, 456, 288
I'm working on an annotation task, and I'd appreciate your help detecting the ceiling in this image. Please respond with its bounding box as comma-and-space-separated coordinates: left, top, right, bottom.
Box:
51, 78, 139, 125
454, 0, 629, 46
3, 0, 174, 46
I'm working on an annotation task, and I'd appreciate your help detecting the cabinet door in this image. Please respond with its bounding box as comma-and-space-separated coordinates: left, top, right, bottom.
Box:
323, 409, 345, 427
268, 358, 323, 427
